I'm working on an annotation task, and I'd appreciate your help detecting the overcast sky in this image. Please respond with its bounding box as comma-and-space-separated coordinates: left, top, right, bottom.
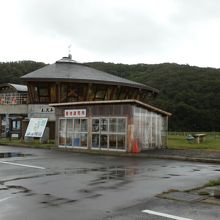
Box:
1, 0, 220, 68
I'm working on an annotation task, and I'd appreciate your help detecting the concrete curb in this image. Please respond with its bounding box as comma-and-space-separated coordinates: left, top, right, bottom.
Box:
138, 154, 220, 164
1, 143, 220, 164
51, 147, 220, 164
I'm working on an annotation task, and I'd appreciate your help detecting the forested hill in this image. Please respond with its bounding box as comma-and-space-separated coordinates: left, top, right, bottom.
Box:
1, 60, 220, 131
86, 62, 220, 131
0, 61, 46, 84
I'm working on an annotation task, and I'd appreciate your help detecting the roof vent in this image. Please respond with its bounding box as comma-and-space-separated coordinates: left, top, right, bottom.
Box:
68, 53, 72, 60
56, 54, 76, 63
56, 45, 77, 63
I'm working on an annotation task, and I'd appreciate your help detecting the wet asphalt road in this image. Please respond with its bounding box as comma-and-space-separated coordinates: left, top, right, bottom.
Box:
0, 145, 220, 220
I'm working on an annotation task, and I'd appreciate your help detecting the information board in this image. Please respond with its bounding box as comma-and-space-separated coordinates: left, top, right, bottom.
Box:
25, 118, 48, 137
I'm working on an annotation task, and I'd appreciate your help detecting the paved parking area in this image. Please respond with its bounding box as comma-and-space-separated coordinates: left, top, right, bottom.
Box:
0, 145, 220, 220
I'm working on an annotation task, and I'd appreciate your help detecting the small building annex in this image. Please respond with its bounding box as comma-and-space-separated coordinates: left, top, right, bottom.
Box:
0, 83, 28, 138
21, 56, 171, 153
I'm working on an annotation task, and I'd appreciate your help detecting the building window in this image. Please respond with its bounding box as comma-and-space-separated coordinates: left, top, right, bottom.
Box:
59, 117, 127, 151
92, 119, 99, 132
60, 83, 85, 102
100, 118, 108, 132
91, 117, 127, 151
50, 85, 57, 103
39, 86, 50, 103
33, 86, 39, 103
88, 85, 107, 101
29, 83, 57, 104
92, 134, 99, 148
100, 134, 108, 148
118, 118, 126, 132
109, 134, 117, 149
94, 88, 107, 100
109, 118, 116, 132
11, 120, 21, 131
114, 87, 129, 100
59, 118, 88, 148
60, 84, 68, 102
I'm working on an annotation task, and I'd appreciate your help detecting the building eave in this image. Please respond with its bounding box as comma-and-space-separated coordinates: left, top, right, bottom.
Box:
49, 99, 171, 116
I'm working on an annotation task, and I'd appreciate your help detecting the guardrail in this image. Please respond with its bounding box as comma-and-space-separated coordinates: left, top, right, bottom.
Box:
0, 93, 28, 104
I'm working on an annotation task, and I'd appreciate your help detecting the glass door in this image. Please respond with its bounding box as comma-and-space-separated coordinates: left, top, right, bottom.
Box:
58, 118, 88, 148
91, 117, 127, 151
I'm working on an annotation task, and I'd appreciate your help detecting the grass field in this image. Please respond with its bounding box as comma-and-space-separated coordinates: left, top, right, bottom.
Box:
168, 132, 220, 150
0, 133, 220, 151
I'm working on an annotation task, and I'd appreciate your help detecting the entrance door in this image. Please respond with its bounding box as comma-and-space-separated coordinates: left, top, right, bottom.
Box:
91, 117, 127, 151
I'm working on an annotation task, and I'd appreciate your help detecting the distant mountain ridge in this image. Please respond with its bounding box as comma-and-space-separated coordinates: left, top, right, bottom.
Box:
1, 60, 220, 131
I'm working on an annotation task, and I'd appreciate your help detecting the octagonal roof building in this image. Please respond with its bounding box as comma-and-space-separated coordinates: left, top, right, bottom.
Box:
21, 56, 159, 104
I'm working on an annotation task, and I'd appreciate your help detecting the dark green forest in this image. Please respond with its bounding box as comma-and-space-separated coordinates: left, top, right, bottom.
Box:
0, 61, 46, 84
1, 60, 220, 131
86, 62, 220, 132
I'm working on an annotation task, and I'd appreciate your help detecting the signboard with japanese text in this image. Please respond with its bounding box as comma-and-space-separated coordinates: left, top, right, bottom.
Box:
64, 109, 86, 118
25, 118, 48, 137
28, 105, 55, 121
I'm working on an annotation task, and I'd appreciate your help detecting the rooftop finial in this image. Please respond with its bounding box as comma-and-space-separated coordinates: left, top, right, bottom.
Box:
56, 44, 76, 63
68, 44, 72, 60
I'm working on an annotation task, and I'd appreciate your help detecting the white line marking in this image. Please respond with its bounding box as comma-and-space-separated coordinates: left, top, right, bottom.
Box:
0, 197, 13, 202
0, 161, 46, 170
142, 209, 194, 220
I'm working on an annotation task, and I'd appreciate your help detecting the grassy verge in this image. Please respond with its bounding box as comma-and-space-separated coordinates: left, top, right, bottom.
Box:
168, 134, 220, 150
0, 138, 56, 149
204, 178, 220, 187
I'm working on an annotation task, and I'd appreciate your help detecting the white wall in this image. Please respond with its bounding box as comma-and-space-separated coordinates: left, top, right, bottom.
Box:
0, 104, 27, 114
133, 106, 167, 150
28, 104, 56, 121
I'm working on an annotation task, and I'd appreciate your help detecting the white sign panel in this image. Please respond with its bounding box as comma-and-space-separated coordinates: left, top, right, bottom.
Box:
28, 105, 56, 121
25, 118, 48, 137
64, 109, 86, 118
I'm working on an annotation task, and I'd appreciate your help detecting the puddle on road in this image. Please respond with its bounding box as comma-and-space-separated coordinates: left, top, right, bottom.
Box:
94, 167, 139, 181
0, 152, 32, 158
168, 174, 181, 177
40, 194, 78, 207
1, 182, 78, 207
0, 165, 140, 208
62, 166, 140, 180
0, 184, 31, 194
191, 169, 200, 172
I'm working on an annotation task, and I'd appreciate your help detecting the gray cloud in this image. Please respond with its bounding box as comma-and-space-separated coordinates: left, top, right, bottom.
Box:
6, 0, 220, 66
19, 1, 179, 54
